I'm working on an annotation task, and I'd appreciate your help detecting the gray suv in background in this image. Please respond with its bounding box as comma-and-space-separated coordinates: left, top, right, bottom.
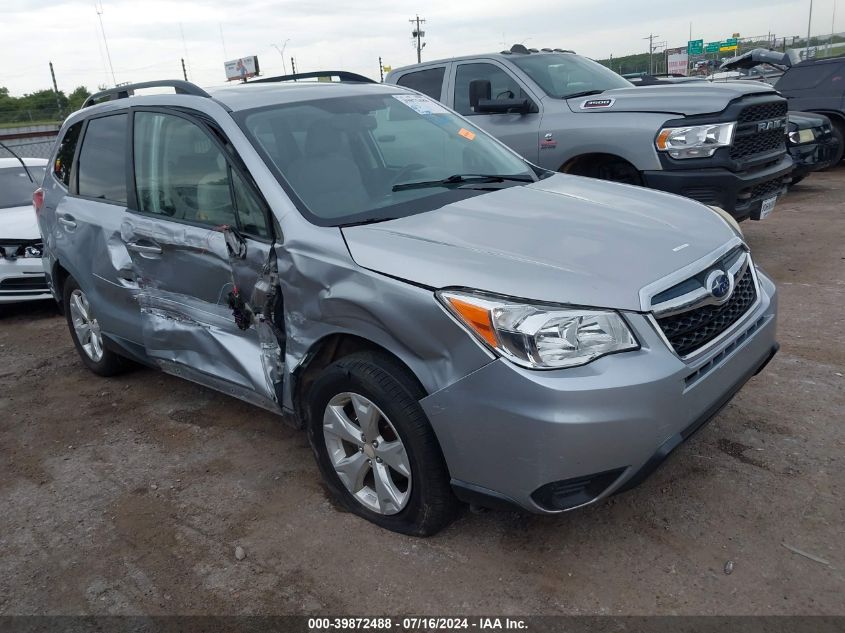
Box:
386, 45, 794, 221
37, 75, 778, 535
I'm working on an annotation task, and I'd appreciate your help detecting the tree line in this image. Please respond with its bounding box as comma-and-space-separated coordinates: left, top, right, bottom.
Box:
0, 86, 91, 127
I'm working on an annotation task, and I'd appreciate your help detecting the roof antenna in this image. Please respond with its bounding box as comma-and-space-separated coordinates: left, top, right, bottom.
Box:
0, 140, 36, 183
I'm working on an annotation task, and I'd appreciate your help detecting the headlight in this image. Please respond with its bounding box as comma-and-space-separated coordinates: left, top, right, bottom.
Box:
656, 122, 736, 159
24, 245, 43, 258
788, 128, 815, 144
438, 290, 638, 369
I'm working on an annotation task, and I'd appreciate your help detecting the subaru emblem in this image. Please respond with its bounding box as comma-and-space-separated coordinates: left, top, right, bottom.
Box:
706, 270, 732, 302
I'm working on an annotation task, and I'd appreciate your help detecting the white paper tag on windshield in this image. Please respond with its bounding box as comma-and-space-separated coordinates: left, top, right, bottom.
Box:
392, 94, 449, 115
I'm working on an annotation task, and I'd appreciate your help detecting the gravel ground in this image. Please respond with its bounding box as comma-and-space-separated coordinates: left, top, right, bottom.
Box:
1, 167, 842, 616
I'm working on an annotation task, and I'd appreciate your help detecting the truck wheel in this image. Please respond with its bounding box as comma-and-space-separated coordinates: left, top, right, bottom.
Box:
63, 276, 128, 377
306, 352, 459, 536
827, 122, 844, 167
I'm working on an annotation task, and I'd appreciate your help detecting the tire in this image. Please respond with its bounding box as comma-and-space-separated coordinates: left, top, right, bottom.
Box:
828, 122, 845, 167
788, 175, 805, 188
306, 352, 459, 536
63, 276, 128, 377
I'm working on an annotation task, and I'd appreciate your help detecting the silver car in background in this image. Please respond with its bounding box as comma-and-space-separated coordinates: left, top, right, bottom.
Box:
1, 157, 50, 304
36, 75, 778, 535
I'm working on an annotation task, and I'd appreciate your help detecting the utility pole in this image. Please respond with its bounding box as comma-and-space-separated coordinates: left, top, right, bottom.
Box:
379, 57, 384, 82
807, 0, 814, 59
181, 58, 188, 81
49, 62, 62, 118
410, 15, 426, 63
291, 57, 297, 78
643, 33, 659, 74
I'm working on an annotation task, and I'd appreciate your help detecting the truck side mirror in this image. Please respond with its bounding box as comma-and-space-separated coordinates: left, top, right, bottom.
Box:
469, 79, 491, 111
475, 98, 532, 115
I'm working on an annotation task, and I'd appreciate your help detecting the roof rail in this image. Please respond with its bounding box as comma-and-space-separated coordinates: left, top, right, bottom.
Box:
249, 71, 377, 84
82, 80, 212, 108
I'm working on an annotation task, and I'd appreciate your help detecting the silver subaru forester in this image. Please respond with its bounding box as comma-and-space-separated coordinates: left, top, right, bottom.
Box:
36, 74, 778, 535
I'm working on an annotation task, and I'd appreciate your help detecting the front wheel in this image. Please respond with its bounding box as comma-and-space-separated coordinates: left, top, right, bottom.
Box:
307, 352, 459, 536
63, 277, 128, 376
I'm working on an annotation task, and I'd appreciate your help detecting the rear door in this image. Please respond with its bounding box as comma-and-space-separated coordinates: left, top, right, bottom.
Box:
50, 113, 144, 347
448, 60, 541, 163
123, 108, 282, 410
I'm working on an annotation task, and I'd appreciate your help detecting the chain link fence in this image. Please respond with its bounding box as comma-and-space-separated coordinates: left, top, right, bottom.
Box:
0, 126, 59, 161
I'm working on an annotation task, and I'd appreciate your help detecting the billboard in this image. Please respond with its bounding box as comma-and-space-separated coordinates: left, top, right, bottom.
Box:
224, 55, 260, 81
666, 47, 689, 76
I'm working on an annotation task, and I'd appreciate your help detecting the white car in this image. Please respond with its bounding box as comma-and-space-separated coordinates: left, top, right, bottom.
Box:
0, 157, 50, 304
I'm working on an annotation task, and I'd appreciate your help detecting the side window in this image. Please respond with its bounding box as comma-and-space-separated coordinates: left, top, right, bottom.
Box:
77, 114, 128, 203
454, 63, 527, 115
133, 111, 270, 238
53, 121, 82, 188
396, 67, 446, 100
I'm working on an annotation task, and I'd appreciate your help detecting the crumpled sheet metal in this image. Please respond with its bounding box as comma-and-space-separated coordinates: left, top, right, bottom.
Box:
273, 226, 495, 414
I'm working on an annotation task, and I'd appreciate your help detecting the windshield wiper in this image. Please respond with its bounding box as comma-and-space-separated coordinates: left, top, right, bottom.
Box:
561, 89, 605, 100
392, 173, 534, 192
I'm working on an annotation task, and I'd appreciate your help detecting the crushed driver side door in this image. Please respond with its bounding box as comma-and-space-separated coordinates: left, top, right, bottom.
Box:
122, 108, 284, 410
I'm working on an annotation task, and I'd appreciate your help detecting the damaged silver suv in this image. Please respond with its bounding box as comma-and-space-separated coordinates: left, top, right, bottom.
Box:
36, 74, 779, 536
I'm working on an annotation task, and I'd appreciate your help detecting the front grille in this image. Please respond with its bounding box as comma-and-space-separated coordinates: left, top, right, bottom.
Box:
731, 128, 786, 159
656, 266, 757, 357
0, 275, 49, 292
737, 101, 788, 123
730, 99, 788, 161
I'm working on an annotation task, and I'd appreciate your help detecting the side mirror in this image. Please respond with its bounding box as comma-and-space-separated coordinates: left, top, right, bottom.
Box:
475, 98, 532, 114
468, 79, 491, 111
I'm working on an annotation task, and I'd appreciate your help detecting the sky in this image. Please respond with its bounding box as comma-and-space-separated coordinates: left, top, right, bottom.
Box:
0, 0, 838, 96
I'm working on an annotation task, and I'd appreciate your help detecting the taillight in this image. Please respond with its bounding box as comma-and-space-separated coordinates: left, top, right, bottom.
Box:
32, 188, 44, 215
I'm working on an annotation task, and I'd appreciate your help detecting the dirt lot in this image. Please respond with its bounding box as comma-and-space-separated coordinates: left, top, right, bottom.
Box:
1, 168, 843, 616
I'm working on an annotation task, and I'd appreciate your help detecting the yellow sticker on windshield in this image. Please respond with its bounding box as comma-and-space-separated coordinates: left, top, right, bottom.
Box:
458, 128, 476, 141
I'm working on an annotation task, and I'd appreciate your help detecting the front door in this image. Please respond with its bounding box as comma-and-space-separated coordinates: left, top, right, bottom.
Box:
123, 109, 282, 410
450, 61, 541, 163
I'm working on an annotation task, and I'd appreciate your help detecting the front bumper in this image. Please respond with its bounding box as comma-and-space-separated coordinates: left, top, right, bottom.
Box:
789, 136, 840, 179
0, 257, 52, 304
642, 155, 794, 222
421, 269, 778, 514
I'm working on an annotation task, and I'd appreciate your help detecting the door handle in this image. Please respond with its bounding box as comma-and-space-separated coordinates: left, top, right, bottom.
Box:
58, 215, 77, 230
126, 241, 163, 256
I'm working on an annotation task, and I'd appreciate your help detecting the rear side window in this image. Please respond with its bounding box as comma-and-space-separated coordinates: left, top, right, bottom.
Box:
396, 67, 445, 100
77, 114, 128, 204
53, 121, 82, 187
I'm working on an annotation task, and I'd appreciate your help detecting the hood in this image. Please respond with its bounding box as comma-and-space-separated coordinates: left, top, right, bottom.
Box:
720, 48, 794, 71
342, 174, 737, 311
789, 110, 830, 130
1, 205, 40, 240
565, 81, 778, 116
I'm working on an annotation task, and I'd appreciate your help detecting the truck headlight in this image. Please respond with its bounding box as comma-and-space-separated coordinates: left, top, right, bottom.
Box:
438, 290, 638, 369
656, 122, 736, 159
788, 129, 815, 144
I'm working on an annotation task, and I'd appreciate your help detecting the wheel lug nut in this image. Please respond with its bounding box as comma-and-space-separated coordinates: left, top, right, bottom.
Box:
360, 433, 366, 442
371, 440, 378, 448
358, 446, 363, 452
376, 457, 383, 464
367, 459, 372, 465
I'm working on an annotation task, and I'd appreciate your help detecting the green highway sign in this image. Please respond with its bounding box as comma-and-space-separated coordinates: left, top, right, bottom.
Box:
706, 41, 721, 53
724, 38, 738, 46
687, 39, 704, 55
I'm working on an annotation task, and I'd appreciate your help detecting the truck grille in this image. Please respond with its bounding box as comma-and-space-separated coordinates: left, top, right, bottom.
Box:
655, 266, 757, 357
747, 177, 786, 201
730, 100, 787, 162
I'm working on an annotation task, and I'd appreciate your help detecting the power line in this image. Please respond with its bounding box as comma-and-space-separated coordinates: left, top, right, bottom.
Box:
94, 1, 116, 86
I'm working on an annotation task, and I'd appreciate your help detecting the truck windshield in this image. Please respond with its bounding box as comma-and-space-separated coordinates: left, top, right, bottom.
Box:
0, 166, 45, 209
237, 92, 536, 226
510, 53, 632, 99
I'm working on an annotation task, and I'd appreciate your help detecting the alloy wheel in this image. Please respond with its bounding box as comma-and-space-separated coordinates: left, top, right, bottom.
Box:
69, 289, 104, 362
322, 392, 412, 515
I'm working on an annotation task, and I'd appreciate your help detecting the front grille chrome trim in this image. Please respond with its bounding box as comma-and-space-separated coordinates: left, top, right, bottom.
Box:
648, 259, 763, 362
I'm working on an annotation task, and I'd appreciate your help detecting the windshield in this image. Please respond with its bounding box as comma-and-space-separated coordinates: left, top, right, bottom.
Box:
237, 93, 536, 225
510, 53, 631, 99
0, 166, 45, 209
